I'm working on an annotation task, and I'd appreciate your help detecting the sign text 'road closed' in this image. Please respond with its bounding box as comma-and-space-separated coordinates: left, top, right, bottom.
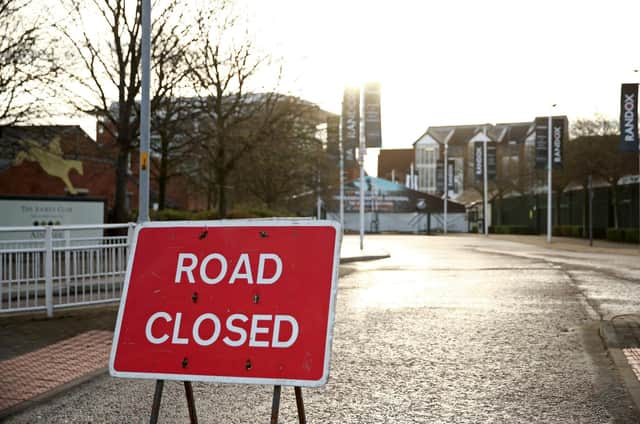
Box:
109, 221, 341, 387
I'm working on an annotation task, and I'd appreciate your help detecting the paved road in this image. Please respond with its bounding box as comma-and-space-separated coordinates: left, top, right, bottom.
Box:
5, 234, 640, 423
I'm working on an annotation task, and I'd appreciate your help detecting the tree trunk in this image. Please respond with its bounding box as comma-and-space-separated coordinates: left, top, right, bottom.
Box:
612, 183, 619, 229
158, 137, 168, 210
113, 147, 129, 223
582, 183, 588, 238
217, 171, 227, 218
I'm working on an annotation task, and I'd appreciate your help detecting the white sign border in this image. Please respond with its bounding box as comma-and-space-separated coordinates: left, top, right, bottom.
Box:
109, 219, 342, 388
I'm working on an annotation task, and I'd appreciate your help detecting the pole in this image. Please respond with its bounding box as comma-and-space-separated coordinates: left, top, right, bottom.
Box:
547, 114, 552, 243
359, 146, 365, 250
339, 135, 344, 232
589, 174, 593, 247
359, 88, 365, 251
483, 128, 488, 236
444, 141, 448, 234
138, 0, 151, 223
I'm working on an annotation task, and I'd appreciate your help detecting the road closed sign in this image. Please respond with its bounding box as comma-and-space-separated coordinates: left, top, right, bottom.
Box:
109, 220, 341, 387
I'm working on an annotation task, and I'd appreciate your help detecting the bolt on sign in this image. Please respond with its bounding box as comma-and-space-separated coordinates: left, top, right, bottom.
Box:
110, 220, 341, 387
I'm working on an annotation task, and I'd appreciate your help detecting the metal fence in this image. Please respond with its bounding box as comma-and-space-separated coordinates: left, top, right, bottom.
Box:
0, 223, 135, 317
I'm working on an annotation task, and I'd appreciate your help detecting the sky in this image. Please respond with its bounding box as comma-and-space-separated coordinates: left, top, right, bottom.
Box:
237, 0, 640, 154
54, 0, 640, 176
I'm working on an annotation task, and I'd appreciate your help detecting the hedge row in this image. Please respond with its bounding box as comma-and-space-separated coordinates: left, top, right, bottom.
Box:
489, 225, 537, 235
606, 228, 640, 243
150, 208, 290, 221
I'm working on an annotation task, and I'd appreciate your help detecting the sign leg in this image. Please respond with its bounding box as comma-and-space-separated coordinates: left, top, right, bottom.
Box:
184, 381, 198, 424
150, 380, 164, 424
270, 385, 282, 424
294, 386, 306, 424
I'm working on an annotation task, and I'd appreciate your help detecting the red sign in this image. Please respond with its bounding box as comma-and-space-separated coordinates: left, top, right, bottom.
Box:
109, 220, 341, 387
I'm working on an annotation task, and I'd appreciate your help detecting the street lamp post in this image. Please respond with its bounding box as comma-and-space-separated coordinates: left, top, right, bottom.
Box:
483, 126, 489, 236
138, 0, 151, 223
547, 104, 557, 244
444, 140, 448, 234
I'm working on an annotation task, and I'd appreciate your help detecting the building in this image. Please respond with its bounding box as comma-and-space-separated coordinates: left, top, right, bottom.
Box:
377, 149, 413, 185
411, 118, 569, 204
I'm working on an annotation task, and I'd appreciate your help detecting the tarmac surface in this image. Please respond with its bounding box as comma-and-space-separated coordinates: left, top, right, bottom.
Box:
0, 233, 638, 422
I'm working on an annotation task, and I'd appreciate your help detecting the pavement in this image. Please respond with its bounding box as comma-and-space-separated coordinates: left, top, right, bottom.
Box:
0, 233, 638, 420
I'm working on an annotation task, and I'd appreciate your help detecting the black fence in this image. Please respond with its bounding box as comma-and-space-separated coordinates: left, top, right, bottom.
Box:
489, 182, 639, 238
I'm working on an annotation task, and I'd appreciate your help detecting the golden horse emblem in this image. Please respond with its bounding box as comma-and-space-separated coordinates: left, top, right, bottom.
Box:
13, 138, 84, 195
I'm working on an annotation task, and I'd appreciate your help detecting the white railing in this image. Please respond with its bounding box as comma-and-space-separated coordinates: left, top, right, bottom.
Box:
0, 223, 136, 317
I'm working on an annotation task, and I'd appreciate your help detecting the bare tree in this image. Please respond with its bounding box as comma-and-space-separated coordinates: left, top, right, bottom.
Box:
570, 116, 635, 229
186, 2, 283, 217
0, 0, 59, 125
57, 0, 181, 222
236, 98, 330, 210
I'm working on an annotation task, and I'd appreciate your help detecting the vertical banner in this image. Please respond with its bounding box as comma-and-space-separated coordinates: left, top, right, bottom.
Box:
620, 83, 639, 152
534, 117, 548, 169
551, 117, 565, 169
447, 159, 455, 190
364, 82, 382, 148
326, 115, 340, 158
474, 142, 483, 182
436, 161, 444, 192
341, 87, 360, 162
487, 142, 497, 180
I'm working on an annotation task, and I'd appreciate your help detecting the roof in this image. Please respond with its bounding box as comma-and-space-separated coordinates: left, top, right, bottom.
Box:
377, 149, 413, 176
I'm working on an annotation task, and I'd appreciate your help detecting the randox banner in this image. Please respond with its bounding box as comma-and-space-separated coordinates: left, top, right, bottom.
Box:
487, 142, 497, 180
534, 117, 548, 169
551, 117, 565, 169
326, 115, 340, 158
436, 161, 444, 192
341, 87, 360, 153
620, 83, 639, 152
447, 159, 455, 190
364, 82, 382, 148
474, 142, 483, 181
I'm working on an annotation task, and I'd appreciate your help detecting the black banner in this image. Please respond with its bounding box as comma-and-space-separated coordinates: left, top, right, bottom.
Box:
326, 115, 340, 158
447, 159, 455, 190
474, 142, 483, 181
535, 117, 548, 170
364, 82, 382, 148
436, 161, 444, 192
341, 87, 360, 153
487, 142, 497, 180
474, 142, 496, 181
551, 117, 564, 169
620, 83, 639, 152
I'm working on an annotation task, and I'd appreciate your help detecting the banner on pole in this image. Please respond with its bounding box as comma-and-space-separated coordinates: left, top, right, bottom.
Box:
447, 159, 455, 190
341, 87, 360, 155
364, 82, 382, 148
326, 115, 340, 158
620, 83, 639, 152
551, 117, 565, 169
474, 142, 483, 182
535, 117, 548, 169
487, 142, 497, 181
436, 161, 444, 193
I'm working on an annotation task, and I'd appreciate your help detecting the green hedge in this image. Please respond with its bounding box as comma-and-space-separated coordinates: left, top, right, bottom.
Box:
151, 208, 289, 221
552, 225, 583, 238
489, 225, 537, 235
607, 228, 640, 243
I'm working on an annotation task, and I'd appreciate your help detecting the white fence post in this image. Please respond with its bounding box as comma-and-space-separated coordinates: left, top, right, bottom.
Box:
127, 222, 136, 257
64, 230, 71, 291
45, 225, 53, 318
